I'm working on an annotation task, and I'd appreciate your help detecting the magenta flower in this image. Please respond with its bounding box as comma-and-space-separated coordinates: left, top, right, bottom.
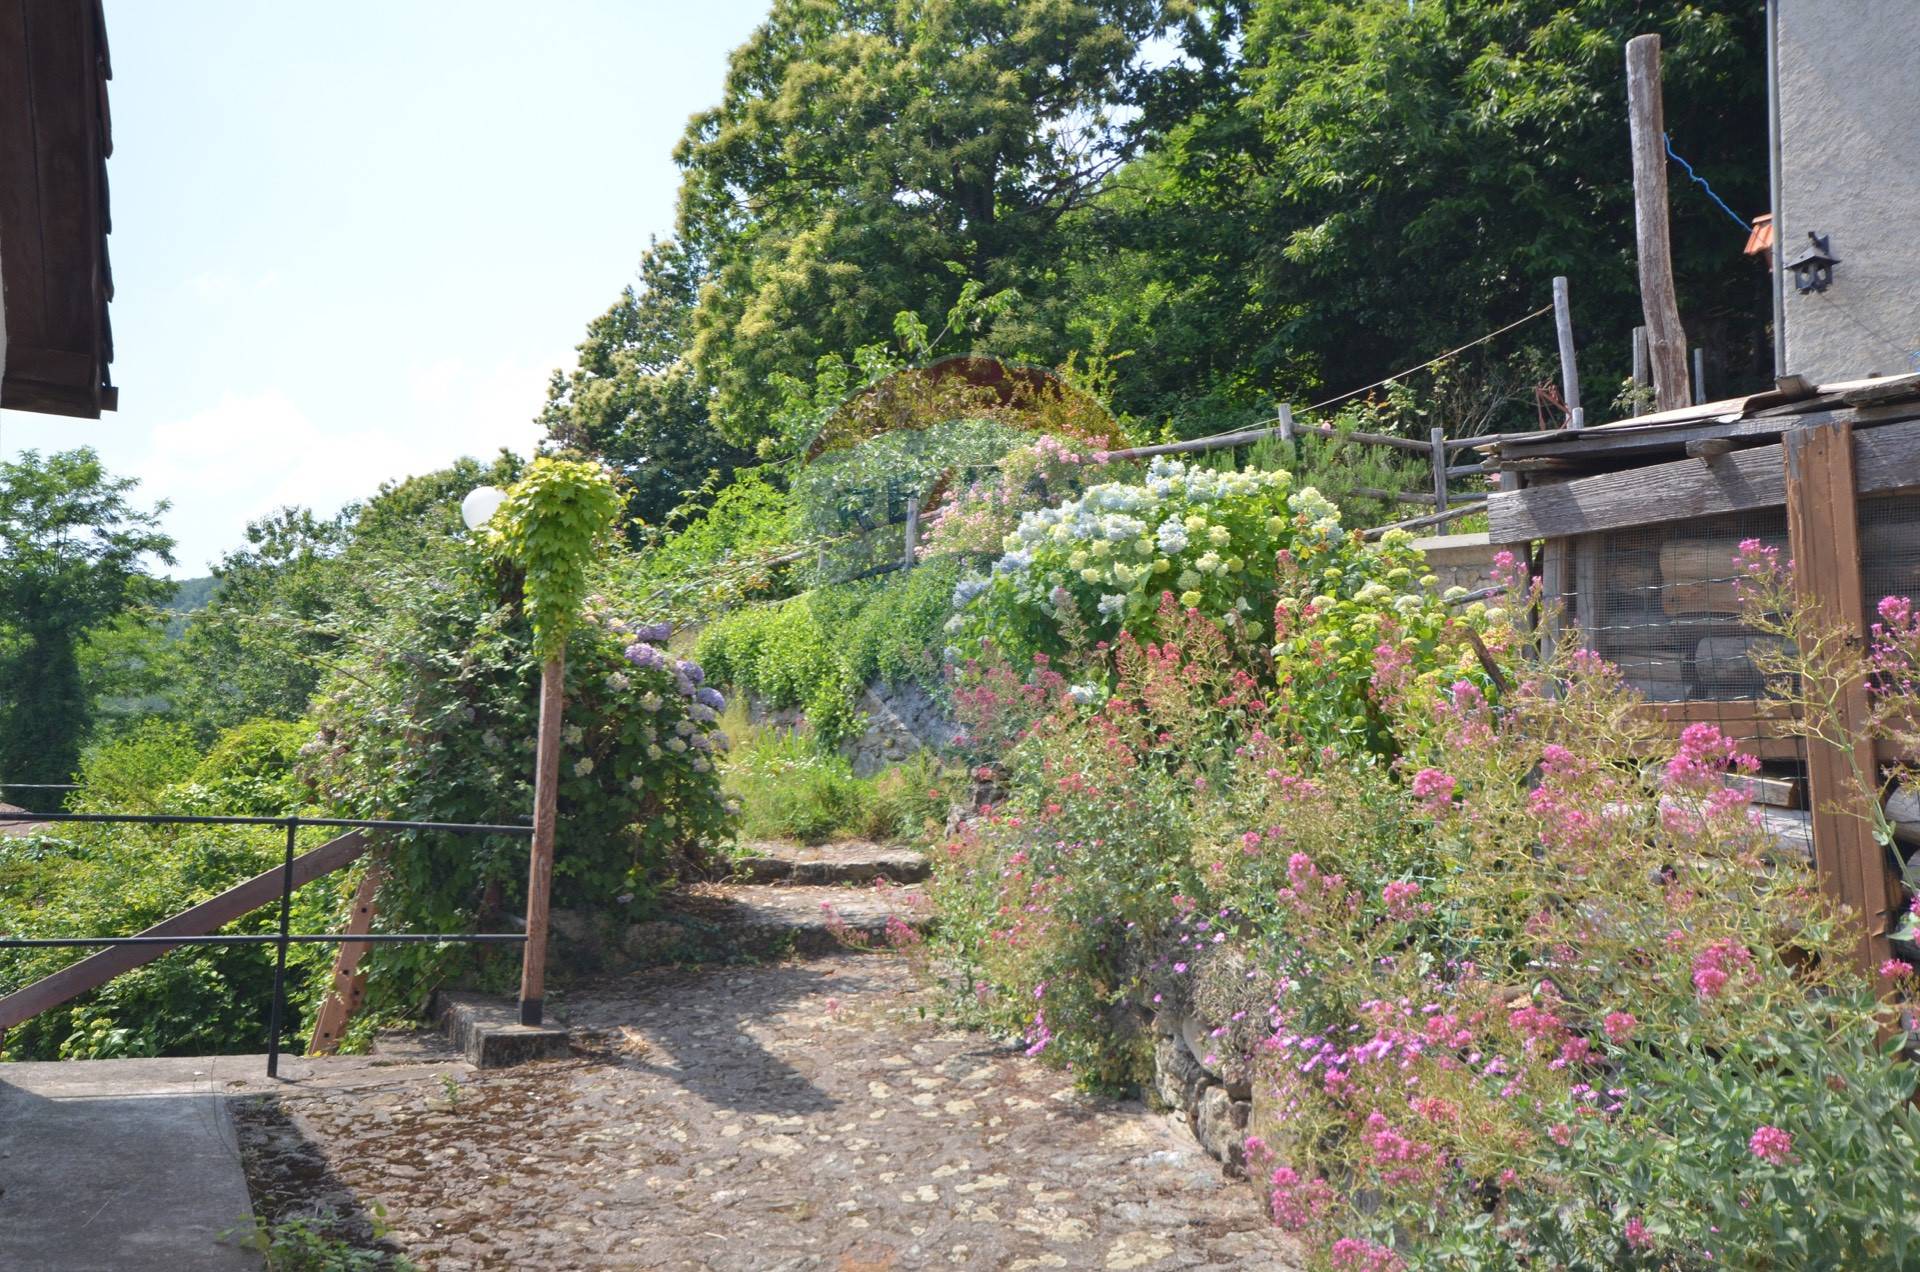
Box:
1880, 957, 1914, 981
1748, 1124, 1793, 1163
1602, 1011, 1639, 1042
1410, 768, 1456, 811
1624, 1216, 1653, 1250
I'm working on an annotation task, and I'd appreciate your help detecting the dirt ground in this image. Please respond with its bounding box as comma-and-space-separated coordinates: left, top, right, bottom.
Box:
233, 953, 1301, 1271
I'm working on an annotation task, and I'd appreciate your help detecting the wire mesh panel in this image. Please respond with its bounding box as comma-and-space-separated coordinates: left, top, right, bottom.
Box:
1574, 509, 1790, 704
1858, 495, 1920, 626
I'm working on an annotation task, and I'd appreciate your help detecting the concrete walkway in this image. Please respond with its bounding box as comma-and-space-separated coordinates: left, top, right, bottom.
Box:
0, 1056, 263, 1271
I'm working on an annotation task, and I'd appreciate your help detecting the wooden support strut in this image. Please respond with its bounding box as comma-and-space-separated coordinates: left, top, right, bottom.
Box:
0, 831, 369, 1033
1782, 419, 1899, 974
305, 858, 388, 1056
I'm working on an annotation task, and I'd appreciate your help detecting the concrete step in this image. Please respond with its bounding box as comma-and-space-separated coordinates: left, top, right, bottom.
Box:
729, 839, 930, 886
626, 883, 932, 961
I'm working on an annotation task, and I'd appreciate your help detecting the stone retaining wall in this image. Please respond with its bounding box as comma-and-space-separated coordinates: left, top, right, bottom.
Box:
1413, 531, 1499, 595
749, 680, 959, 777
1150, 1009, 1254, 1180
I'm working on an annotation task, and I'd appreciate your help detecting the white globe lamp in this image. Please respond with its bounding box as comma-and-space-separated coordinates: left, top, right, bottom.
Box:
461, 485, 507, 531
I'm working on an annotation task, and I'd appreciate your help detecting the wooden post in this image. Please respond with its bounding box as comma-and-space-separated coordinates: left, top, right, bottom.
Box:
1277, 403, 1296, 447
519, 654, 564, 1026
1626, 34, 1692, 411
1782, 419, 1899, 975
1551, 276, 1584, 429
1429, 427, 1449, 515
903, 494, 920, 570
1692, 346, 1707, 405
1631, 327, 1651, 416
306, 859, 387, 1055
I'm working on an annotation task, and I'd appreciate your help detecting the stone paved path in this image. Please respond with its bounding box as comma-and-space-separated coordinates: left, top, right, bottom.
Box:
237, 954, 1302, 1271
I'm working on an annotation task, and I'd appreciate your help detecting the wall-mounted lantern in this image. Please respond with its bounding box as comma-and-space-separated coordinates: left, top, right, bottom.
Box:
1786, 232, 1840, 294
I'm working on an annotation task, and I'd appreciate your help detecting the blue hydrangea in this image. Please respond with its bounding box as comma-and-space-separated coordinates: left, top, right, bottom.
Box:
625, 642, 667, 670
695, 686, 726, 711
1156, 517, 1190, 554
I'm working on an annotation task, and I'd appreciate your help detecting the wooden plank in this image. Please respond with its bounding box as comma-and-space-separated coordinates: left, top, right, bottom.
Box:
0, 0, 49, 346
1489, 416, 1920, 541
1632, 700, 1806, 761
1491, 443, 1785, 542
1626, 35, 1691, 411
305, 859, 386, 1056
0, 831, 367, 1032
1783, 420, 1896, 974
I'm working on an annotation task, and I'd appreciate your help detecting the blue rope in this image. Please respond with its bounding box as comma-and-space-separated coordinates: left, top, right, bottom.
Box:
1663, 132, 1751, 233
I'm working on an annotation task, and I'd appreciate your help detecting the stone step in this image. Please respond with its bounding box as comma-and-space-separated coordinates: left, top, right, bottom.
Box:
729, 839, 931, 886
626, 883, 932, 962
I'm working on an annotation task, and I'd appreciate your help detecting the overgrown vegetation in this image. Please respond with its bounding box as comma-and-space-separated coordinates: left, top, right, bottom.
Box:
931, 542, 1920, 1266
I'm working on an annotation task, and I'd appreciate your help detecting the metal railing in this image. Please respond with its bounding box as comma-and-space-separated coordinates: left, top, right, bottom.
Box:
0, 811, 532, 1077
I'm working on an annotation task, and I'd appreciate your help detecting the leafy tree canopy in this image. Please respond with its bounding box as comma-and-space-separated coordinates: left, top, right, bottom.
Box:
674, 0, 1168, 439
0, 448, 173, 785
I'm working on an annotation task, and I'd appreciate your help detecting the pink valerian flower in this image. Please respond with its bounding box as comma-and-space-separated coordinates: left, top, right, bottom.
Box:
1491, 549, 1530, 593
1602, 1011, 1639, 1042
1328, 1237, 1405, 1272
1382, 880, 1423, 920
1880, 957, 1914, 980
1547, 1123, 1573, 1147
1410, 768, 1456, 811
1748, 1124, 1793, 1163
1692, 939, 1754, 999
1268, 1166, 1337, 1232
1624, 1216, 1654, 1250
1663, 722, 1759, 793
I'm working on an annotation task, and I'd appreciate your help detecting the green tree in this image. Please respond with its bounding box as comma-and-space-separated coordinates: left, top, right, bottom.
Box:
0, 449, 173, 785
675, 0, 1166, 441
170, 506, 351, 739
1074, 0, 1771, 431
539, 242, 750, 528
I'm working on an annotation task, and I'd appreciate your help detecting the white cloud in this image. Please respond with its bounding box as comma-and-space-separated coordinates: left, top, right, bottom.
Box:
134, 350, 565, 574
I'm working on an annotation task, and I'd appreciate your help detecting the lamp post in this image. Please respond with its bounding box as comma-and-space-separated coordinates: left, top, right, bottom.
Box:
463, 483, 560, 1027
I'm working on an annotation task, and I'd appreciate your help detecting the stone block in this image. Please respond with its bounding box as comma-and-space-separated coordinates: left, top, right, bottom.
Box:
435, 991, 571, 1069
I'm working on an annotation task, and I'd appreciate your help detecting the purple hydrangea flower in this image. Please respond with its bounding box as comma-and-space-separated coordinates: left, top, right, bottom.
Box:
624, 642, 667, 670
696, 686, 726, 712
632, 620, 673, 644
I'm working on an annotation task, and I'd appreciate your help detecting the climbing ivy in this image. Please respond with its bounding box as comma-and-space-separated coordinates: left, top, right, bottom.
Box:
493, 457, 625, 658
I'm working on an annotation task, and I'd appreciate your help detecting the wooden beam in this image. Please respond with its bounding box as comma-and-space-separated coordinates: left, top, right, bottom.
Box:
1783, 419, 1897, 974
1632, 700, 1806, 761
1626, 35, 1691, 411
0, 831, 367, 1032
1488, 416, 1920, 542
305, 858, 386, 1056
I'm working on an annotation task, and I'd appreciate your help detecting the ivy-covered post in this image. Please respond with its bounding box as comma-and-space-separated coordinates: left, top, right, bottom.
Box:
489, 458, 623, 1026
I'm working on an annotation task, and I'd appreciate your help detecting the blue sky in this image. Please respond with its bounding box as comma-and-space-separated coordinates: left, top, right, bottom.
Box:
0, 1, 771, 577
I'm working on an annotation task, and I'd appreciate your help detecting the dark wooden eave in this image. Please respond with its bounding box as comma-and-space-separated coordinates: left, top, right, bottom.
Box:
0, 0, 114, 419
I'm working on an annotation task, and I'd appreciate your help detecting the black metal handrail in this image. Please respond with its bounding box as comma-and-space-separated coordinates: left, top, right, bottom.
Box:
0, 811, 533, 1077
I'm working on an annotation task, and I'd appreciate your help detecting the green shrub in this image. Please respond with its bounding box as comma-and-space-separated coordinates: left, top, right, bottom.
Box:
189, 718, 315, 815
70, 719, 203, 813
696, 559, 963, 746
723, 729, 872, 845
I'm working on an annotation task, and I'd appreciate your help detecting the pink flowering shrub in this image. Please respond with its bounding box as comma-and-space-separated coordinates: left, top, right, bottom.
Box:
931, 547, 1920, 1269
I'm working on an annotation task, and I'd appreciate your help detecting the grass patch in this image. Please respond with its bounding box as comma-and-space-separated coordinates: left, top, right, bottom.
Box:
720, 708, 956, 846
